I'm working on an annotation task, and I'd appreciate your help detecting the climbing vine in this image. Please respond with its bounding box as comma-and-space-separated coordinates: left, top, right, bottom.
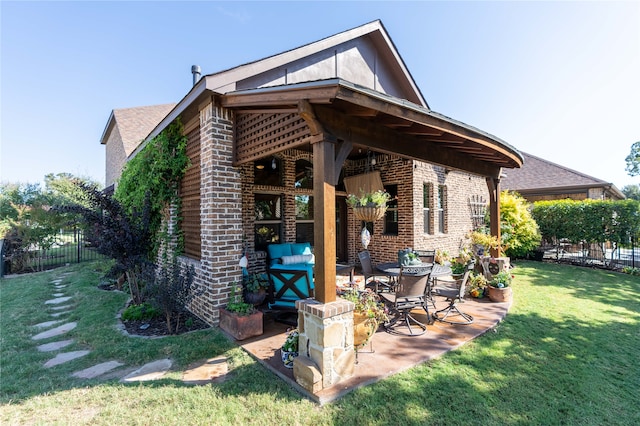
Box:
115, 119, 189, 255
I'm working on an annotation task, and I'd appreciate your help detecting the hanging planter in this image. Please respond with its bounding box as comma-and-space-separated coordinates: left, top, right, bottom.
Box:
347, 190, 391, 222
353, 206, 387, 222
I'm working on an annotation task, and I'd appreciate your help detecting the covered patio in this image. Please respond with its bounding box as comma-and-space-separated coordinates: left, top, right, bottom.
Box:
239, 281, 511, 404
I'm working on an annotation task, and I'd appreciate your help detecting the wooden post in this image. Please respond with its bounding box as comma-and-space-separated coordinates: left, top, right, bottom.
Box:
312, 138, 337, 304
486, 175, 502, 258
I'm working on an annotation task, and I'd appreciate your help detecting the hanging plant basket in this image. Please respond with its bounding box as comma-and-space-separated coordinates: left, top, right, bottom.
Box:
353, 206, 387, 222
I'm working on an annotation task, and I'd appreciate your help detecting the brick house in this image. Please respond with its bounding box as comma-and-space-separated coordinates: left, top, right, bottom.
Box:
102, 20, 523, 326
501, 151, 625, 202
100, 103, 176, 189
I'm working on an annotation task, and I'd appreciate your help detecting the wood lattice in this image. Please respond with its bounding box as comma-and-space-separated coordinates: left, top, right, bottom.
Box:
235, 112, 311, 164
469, 195, 487, 230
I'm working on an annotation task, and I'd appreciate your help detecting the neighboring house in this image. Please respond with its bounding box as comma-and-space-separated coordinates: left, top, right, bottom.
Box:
501, 152, 624, 202
100, 103, 176, 189
102, 20, 523, 326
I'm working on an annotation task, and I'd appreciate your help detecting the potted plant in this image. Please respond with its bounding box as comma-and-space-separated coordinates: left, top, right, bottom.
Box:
468, 230, 507, 256
242, 273, 269, 306
467, 272, 488, 298
346, 189, 391, 222
342, 288, 389, 350
219, 283, 263, 340
280, 328, 299, 368
487, 270, 514, 303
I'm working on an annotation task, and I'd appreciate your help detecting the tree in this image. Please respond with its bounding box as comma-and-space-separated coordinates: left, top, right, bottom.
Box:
625, 141, 640, 177
56, 182, 153, 304
622, 184, 640, 201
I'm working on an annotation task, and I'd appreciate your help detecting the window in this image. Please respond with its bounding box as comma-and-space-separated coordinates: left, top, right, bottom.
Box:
383, 184, 398, 235
295, 159, 313, 189
437, 185, 446, 233
254, 193, 282, 251
295, 195, 314, 243
254, 157, 282, 186
423, 183, 432, 234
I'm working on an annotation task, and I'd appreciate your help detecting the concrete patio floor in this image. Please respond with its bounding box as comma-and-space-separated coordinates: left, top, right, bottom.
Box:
239, 289, 512, 404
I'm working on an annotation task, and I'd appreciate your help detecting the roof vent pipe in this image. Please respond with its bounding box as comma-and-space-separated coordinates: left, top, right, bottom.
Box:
191, 65, 201, 86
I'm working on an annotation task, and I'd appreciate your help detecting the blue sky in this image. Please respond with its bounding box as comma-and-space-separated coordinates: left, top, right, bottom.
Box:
2, 1, 639, 190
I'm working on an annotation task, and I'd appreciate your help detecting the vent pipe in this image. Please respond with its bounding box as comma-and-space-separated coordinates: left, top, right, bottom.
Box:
191, 65, 201, 86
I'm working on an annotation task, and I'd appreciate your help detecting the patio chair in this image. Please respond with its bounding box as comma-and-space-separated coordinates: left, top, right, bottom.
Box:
267, 268, 314, 325
358, 251, 393, 293
415, 249, 435, 264
431, 261, 475, 325
380, 265, 432, 336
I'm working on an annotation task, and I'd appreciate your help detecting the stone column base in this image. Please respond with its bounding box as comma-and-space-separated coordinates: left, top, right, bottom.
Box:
294, 298, 355, 392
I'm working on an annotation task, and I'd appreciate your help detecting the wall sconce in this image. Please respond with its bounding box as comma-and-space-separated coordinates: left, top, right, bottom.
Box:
256, 164, 265, 170
271, 158, 277, 170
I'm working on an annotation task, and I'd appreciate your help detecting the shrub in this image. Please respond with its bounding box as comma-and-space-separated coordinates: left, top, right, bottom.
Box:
121, 302, 161, 321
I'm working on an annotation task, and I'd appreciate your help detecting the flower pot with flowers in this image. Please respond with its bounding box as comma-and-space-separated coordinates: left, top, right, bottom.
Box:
346, 189, 391, 222
487, 270, 514, 302
280, 328, 299, 368
341, 288, 389, 351
467, 272, 488, 298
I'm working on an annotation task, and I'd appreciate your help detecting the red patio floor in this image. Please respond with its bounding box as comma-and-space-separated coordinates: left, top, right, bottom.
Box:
239, 290, 511, 404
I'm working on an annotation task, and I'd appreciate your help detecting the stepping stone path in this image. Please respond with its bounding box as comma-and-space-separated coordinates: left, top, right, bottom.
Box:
29, 274, 228, 385
37, 339, 75, 352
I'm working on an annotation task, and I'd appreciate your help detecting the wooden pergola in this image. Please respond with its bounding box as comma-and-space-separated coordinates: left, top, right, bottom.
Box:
219, 78, 523, 304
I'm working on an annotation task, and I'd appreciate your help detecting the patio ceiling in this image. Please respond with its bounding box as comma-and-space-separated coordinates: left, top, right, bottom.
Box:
221, 78, 523, 179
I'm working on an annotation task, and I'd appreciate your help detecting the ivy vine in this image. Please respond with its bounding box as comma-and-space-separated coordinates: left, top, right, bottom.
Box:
115, 118, 190, 255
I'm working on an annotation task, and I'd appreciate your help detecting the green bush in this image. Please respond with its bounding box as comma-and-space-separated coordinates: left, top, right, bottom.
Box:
499, 191, 541, 258
121, 302, 161, 321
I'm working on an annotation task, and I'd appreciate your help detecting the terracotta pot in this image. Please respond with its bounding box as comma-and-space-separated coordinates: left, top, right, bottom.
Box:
219, 308, 263, 340
353, 312, 378, 349
353, 206, 387, 222
488, 285, 512, 303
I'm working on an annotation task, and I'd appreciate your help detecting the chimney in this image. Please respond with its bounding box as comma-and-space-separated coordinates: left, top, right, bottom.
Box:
191, 65, 201, 86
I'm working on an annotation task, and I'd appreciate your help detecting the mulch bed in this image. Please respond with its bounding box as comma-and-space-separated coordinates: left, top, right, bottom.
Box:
121, 311, 210, 337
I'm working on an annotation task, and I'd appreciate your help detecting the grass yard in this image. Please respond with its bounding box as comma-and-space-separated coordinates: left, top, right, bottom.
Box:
1, 260, 638, 425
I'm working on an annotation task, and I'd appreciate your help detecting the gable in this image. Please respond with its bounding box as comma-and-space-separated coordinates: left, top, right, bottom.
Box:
204, 20, 426, 107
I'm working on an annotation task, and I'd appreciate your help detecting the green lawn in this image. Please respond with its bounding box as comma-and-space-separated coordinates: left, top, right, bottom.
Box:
1, 260, 638, 425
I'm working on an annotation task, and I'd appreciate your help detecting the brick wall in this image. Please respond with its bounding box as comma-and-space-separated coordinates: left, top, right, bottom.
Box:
104, 126, 125, 188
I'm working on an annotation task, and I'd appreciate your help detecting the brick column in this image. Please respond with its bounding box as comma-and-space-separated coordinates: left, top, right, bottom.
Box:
190, 101, 243, 325
293, 299, 355, 392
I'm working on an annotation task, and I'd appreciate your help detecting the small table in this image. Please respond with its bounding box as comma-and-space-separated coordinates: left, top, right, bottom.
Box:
336, 263, 355, 283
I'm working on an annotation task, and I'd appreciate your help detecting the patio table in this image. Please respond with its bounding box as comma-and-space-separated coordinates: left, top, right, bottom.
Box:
376, 262, 434, 277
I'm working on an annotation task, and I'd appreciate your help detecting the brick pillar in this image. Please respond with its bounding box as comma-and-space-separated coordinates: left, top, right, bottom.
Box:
293, 299, 355, 392
190, 101, 243, 325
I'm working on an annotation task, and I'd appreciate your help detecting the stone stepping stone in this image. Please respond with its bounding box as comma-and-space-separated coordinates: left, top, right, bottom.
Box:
182, 356, 229, 384
54, 285, 67, 289
52, 292, 66, 297
45, 296, 72, 305
51, 279, 63, 285
72, 361, 124, 379
37, 339, 75, 352
44, 350, 90, 368
121, 358, 172, 382
33, 319, 63, 329
32, 322, 77, 340
50, 304, 73, 311
50, 311, 72, 318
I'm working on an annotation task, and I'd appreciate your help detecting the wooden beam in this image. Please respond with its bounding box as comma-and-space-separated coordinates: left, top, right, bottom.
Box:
312, 138, 337, 304
486, 176, 502, 257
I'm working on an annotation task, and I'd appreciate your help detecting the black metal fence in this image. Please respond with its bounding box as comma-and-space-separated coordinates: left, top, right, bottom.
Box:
0, 228, 106, 277
537, 240, 638, 270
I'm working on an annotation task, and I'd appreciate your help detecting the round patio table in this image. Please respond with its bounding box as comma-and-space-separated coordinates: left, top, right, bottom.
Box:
376, 262, 434, 277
